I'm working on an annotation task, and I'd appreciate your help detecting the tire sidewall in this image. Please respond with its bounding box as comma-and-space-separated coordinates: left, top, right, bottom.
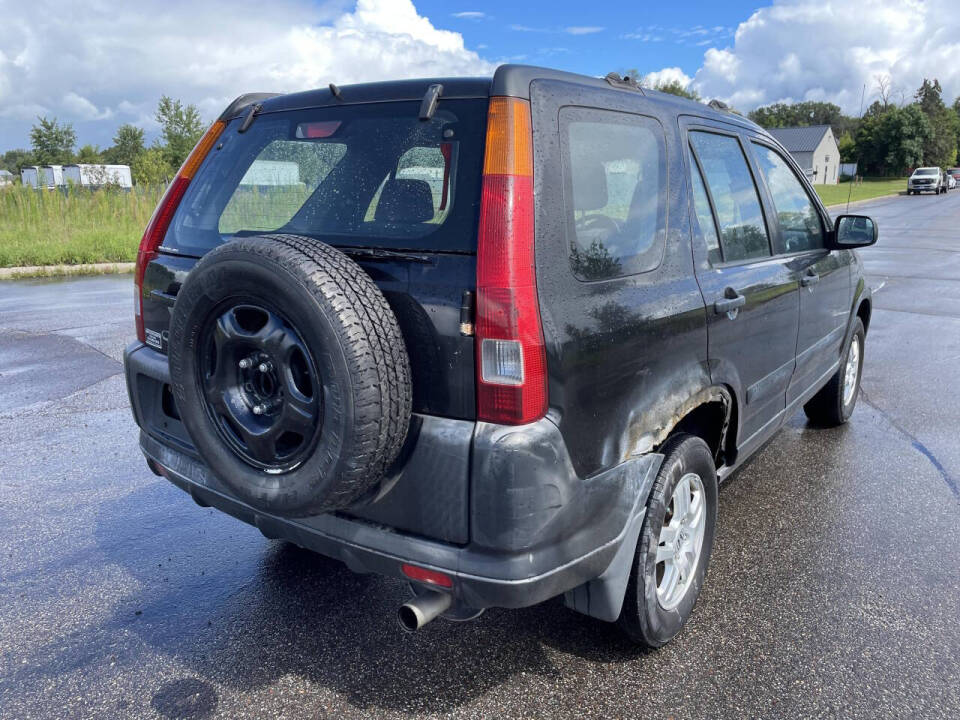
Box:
839, 319, 865, 421
631, 436, 718, 646
169, 248, 357, 516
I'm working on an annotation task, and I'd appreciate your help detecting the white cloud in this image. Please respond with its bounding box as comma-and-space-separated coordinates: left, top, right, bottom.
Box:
0, 0, 494, 148
452, 11, 485, 20
62, 92, 113, 121
509, 24, 550, 33
691, 0, 960, 113
643, 67, 693, 89
565, 26, 604, 35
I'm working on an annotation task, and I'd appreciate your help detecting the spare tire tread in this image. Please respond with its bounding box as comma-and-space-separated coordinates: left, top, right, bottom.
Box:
265, 234, 412, 504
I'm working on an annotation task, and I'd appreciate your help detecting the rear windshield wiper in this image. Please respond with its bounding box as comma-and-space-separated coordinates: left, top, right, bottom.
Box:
238, 103, 263, 133
337, 247, 434, 263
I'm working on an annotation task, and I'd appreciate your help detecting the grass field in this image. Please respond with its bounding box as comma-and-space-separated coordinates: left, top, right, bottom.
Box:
0, 185, 164, 267
815, 177, 907, 207
0, 175, 913, 269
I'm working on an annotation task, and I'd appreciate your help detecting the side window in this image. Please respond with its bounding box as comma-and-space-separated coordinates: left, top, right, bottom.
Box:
561, 107, 667, 280
689, 131, 770, 262
752, 143, 824, 254
690, 158, 722, 265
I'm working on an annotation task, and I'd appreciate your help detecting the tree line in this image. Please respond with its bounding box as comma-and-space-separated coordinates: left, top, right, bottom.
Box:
0, 96, 206, 185
644, 74, 959, 176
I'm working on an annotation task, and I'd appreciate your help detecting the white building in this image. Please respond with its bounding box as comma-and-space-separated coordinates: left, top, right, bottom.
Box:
766, 125, 840, 185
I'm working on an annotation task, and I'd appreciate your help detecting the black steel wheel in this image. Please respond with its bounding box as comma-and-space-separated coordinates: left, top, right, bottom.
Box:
199, 302, 322, 472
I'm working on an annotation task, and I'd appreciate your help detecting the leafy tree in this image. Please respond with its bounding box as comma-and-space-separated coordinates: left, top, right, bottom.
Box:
837, 132, 857, 163
75, 144, 103, 164
653, 79, 700, 101
748, 101, 856, 139
855, 105, 930, 175
155, 96, 204, 168
914, 78, 957, 167
0, 149, 35, 174
103, 124, 146, 166
131, 146, 174, 186
29, 116, 76, 165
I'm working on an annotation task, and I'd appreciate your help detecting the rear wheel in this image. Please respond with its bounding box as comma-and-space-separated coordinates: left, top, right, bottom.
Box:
617, 434, 717, 647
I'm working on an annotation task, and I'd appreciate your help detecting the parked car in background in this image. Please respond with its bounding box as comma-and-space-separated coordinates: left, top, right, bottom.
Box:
948, 168, 960, 186
124, 64, 878, 648
948, 174, 957, 190
907, 167, 946, 194
63, 164, 133, 189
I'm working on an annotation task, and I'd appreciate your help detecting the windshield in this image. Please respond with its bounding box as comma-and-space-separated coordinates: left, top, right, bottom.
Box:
914, 168, 938, 176
165, 99, 487, 255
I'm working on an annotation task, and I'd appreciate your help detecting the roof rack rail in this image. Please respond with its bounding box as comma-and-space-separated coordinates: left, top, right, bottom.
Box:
604, 72, 645, 95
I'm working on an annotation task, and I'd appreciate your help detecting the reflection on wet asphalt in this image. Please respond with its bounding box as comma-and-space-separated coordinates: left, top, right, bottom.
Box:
1, 191, 959, 719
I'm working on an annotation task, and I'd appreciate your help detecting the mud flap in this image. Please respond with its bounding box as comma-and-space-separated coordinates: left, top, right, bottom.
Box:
563, 452, 662, 622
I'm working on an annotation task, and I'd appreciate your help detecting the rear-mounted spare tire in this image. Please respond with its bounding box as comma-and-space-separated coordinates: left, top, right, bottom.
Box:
168, 234, 412, 517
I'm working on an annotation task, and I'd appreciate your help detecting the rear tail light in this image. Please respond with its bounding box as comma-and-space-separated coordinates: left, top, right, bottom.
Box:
134, 120, 225, 342
475, 97, 547, 424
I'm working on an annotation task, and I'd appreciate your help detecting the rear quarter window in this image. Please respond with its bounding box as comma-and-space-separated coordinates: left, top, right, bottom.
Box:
559, 107, 667, 280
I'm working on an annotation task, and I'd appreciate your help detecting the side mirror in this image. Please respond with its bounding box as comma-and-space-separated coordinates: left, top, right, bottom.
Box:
831, 214, 878, 248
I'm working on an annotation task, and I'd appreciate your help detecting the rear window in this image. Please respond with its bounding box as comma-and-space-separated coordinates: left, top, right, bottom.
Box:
165, 99, 487, 255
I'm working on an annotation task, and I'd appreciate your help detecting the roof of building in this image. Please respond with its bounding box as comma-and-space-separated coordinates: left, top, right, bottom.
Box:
766, 125, 834, 153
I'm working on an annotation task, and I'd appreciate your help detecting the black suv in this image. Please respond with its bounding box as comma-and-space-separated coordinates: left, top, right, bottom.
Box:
124, 65, 877, 647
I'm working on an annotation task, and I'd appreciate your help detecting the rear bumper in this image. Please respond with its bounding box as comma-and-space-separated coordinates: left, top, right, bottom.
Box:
125, 341, 660, 612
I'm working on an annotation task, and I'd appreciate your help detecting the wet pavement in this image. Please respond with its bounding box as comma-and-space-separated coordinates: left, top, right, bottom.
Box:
1, 191, 958, 719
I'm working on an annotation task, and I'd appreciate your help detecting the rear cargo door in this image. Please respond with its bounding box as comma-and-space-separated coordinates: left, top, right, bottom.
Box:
146, 98, 490, 420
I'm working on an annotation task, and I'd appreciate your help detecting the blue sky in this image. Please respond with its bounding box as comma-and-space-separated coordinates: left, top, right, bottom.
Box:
1, 0, 958, 152
417, 0, 758, 81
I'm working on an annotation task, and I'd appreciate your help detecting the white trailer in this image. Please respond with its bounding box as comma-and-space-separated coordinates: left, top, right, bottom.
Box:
21, 165, 65, 189
20, 166, 40, 188
239, 160, 301, 187
63, 164, 133, 189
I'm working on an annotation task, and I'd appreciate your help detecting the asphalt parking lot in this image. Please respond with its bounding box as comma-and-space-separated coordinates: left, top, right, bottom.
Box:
1, 190, 958, 719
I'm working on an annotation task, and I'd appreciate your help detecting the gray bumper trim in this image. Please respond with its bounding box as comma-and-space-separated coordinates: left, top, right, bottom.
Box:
140, 431, 659, 610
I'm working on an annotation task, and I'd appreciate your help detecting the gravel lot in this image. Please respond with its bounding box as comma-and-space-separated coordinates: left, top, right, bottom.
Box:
1, 190, 958, 719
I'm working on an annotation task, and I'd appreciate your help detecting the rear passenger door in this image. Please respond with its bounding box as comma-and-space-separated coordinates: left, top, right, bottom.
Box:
683, 120, 801, 449
748, 139, 850, 406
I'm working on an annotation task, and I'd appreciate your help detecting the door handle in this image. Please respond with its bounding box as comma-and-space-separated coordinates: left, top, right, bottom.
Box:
801, 271, 820, 287
714, 288, 746, 315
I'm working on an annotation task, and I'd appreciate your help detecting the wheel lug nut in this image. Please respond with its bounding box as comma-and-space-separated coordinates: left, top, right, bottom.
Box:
258, 361, 273, 373
239, 358, 253, 369
252, 403, 267, 415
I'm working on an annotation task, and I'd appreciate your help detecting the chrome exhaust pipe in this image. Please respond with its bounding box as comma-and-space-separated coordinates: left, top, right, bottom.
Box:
397, 591, 452, 632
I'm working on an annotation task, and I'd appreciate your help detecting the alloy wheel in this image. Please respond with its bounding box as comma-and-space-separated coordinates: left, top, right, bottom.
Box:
656, 472, 707, 610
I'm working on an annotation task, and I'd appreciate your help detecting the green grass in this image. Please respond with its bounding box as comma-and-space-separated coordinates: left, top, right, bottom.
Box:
0, 184, 164, 267
0, 175, 914, 268
815, 177, 908, 207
